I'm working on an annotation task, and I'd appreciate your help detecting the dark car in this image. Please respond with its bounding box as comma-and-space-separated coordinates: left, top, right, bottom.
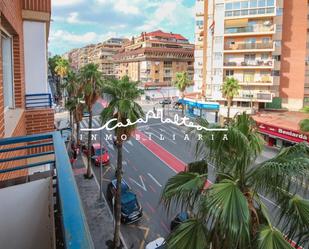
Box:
170, 212, 189, 231
107, 179, 143, 224
159, 99, 172, 105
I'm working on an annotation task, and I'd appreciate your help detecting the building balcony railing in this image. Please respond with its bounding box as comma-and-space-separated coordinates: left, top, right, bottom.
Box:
224, 25, 275, 35
223, 60, 273, 68
224, 76, 273, 85
236, 92, 273, 102
25, 93, 52, 109
224, 42, 274, 51
0, 132, 94, 249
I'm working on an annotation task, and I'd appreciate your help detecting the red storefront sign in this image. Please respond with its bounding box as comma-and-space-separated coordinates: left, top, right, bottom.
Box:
257, 123, 309, 143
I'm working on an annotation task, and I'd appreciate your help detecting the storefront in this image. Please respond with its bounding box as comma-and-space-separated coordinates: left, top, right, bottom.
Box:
180, 98, 220, 122
256, 123, 309, 148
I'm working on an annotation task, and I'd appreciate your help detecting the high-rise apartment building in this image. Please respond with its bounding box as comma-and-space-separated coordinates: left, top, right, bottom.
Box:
194, 0, 308, 116
66, 38, 127, 77
114, 30, 194, 97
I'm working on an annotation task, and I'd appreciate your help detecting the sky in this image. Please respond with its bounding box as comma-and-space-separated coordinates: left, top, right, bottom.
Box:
49, 0, 196, 55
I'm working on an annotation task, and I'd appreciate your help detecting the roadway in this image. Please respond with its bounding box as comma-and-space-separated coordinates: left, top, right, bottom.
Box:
79, 114, 306, 249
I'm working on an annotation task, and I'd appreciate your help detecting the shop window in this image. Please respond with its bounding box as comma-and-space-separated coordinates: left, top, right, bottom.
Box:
1, 31, 14, 109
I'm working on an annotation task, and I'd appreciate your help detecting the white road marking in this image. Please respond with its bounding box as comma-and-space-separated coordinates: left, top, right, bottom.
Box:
144, 131, 161, 140
150, 128, 177, 144
91, 118, 99, 128
81, 120, 88, 128
147, 173, 162, 187
123, 146, 130, 154
129, 176, 147, 192
164, 125, 184, 136
127, 140, 134, 147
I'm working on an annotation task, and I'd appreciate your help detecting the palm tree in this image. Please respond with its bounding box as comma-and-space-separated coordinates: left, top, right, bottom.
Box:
63, 70, 84, 143
55, 58, 70, 102
174, 72, 191, 116
161, 113, 309, 249
221, 77, 240, 122
80, 63, 104, 179
100, 76, 144, 249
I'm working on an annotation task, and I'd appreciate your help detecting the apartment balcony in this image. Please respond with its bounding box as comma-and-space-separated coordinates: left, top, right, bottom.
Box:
0, 132, 94, 249
224, 42, 274, 52
235, 92, 273, 102
224, 25, 275, 37
223, 60, 274, 69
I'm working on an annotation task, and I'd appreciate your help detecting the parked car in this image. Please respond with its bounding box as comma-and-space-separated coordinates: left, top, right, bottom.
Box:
145, 237, 166, 249
170, 212, 189, 231
159, 99, 171, 105
83, 143, 110, 166
107, 179, 143, 224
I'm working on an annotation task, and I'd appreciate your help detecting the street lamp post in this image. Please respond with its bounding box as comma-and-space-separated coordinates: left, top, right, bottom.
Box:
99, 131, 103, 201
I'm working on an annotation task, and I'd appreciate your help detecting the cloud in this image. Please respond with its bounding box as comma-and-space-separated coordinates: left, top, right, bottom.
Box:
138, 0, 194, 32
52, 0, 85, 7
50, 29, 117, 44
96, 0, 157, 15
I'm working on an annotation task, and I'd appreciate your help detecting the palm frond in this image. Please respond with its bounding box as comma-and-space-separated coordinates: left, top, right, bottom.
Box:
257, 225, 293, 249
166, 219, 209, 249
161, 172, 207, 214
204, 179, 251, 246
277, 193, 309, 244
249, 143, 309, 196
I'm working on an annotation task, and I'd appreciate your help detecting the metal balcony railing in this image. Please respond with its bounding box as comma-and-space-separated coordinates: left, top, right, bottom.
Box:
224, 42, 273, 50
223, 60, 273, 67
25, 93, 52, 109
224, 25, 274, 34
0, 132, 94, 249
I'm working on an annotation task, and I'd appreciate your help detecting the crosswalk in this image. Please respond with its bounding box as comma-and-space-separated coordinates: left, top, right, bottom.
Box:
80, 115, 102, 129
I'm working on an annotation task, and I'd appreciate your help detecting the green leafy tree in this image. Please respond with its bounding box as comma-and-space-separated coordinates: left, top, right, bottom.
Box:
100, 76, 144, 249
161, 113, 309, 249
221, 77, 240, 122
299, 119, 309, 132
48, 55, 62, 80
174, 72, 191, 116
80, 63, 104, 179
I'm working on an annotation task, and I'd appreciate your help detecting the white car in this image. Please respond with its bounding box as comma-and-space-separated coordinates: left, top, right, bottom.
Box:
145, 237, 166, 249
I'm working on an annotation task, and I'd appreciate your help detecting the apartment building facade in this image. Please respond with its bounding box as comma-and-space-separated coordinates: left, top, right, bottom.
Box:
0, 0, 54, 182
194, 0, 308, 115
114, 30, 194, 97
66, 38, 127, 77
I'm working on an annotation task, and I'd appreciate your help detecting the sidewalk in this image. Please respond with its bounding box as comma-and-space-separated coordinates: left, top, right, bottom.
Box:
71, 153, 117, 249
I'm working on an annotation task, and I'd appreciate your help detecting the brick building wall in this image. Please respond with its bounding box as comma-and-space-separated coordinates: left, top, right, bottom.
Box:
0, 0, 53, 183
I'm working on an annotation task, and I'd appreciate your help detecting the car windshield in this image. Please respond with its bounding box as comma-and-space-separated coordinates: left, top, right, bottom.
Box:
121, 192, 139, 214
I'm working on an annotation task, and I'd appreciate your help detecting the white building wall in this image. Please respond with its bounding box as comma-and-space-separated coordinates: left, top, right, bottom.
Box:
23, 21, 48, 94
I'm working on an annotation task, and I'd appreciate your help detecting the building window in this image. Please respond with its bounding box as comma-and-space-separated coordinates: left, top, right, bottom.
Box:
271, 70, 280, 76
1, 32, 14, 109
261, 53, 269, 60
274, 40, 281, 48
272, 55, 281, 61
276, 8, 283, 16
225, 70, 234, 76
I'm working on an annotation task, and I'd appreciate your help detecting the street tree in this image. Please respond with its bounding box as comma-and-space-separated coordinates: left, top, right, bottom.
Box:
63, 70, 84, 143
100, 76, 144, 249
221, 77, 240, 123
174, 72, 191, 116
55, 57, 70, 102
80, 63, 104, 179
161, 113, 309, 249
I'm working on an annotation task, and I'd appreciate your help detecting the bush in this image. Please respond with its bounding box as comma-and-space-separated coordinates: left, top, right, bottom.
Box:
299, 119, 309, 132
